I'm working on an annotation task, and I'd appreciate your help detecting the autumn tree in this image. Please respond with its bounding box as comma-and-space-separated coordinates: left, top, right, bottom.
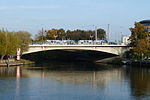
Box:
65, 29, 106, 40
34, 28, 106, 41
66, 29, 89, 40
129, 22, 150, 59
46, 29, 59, 40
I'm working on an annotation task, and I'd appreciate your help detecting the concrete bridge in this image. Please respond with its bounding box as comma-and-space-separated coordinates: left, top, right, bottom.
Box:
23, 44, 129, 56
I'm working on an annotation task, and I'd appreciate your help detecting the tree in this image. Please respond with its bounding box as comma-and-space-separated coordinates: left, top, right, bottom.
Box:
6, 32, 18, 55
34, 29, 47, 42
46, 29, 58, 40
129, 22, 150, 59
0, 30, 7, 61
97, 29, 106, 40
15, 31, 31, 54
34, 28, 107, 41
0, 30, 31, 62
0, 30, 20, 61
57, 29, 65, 40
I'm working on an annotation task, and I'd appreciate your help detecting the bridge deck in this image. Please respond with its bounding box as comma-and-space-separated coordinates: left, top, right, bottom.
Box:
29, 44, 128, 47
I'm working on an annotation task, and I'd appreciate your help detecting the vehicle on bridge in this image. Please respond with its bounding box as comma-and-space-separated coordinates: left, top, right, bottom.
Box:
108, 42, 117, 45
32, 40, 117, 45
62, 40, 76, 45
45, 40, 63, 45
94, 40, 108, 45
78, 40, 93, 45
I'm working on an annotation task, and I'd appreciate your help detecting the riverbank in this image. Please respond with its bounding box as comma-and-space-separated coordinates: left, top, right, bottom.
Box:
122, 60, 150, 67
96, 56, 123, 65
0, 59, 35, 67
100, 57, 150, 67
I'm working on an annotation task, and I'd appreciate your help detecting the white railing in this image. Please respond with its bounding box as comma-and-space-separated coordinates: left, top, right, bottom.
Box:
32, 40, 121, 46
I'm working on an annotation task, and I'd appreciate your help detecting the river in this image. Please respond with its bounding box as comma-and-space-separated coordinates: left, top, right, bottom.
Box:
0, 63, 150, 100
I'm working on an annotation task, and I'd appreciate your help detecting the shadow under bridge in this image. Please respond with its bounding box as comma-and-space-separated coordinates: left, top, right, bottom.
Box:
22, 45, 128, 63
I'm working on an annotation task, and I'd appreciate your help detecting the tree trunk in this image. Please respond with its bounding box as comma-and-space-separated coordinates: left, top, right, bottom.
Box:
0, 55, 5, 63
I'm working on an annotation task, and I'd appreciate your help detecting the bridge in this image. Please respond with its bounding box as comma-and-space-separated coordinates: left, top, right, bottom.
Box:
24, 44, 129, 56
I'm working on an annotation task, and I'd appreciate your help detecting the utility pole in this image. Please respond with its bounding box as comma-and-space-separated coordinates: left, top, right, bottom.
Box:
120, 26, 124, 44
95, 26, 98, 40
42, 28, 44, 44
107, 24, 110, 42
121, 32, 123, 43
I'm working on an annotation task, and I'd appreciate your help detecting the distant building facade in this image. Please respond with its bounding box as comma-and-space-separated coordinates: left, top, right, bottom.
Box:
122, 36, 130, 45
139, 20, 150, 32
140, 20, 150, 42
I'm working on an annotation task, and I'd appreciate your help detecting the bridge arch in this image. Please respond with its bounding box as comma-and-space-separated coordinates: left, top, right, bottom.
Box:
23, 45, 129, 56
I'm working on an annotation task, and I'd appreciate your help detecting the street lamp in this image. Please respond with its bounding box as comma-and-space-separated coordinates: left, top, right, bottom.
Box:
90, 35, 94, 40
54, 34, 58, 40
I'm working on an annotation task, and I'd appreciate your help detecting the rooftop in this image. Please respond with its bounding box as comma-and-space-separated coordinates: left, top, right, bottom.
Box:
140, 20, 150, 24
139, 20, 150, 26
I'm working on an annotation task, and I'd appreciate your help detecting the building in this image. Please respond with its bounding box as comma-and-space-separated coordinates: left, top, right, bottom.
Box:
122, 36, 130, 45
139, 20, 150, 31
121, 20, 150, 45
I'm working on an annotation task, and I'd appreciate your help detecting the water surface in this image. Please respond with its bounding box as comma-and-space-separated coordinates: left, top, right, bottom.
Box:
0, 63, 150, 100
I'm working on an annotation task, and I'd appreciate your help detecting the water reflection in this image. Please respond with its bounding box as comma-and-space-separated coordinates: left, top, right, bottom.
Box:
0, 65, 149, 100
16, 66, 20, 96
0, 67, 21, 77
22, 67, 124, 87
126, 67, 150, 98
16, 66, 21, 78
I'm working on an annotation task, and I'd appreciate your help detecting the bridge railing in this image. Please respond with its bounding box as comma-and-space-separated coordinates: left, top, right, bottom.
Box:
32, 40, 121, 46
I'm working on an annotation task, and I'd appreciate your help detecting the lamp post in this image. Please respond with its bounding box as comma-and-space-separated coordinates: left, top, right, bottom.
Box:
90, 35, 94, 40
54, 34, 58, 40
107, 24, 110, 42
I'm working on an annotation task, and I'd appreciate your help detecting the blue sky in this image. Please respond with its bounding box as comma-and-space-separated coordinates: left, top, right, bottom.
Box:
0, 0, 150, 40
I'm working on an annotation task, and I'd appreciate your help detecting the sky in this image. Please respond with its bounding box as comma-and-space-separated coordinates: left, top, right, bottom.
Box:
0, 0, 150, 41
